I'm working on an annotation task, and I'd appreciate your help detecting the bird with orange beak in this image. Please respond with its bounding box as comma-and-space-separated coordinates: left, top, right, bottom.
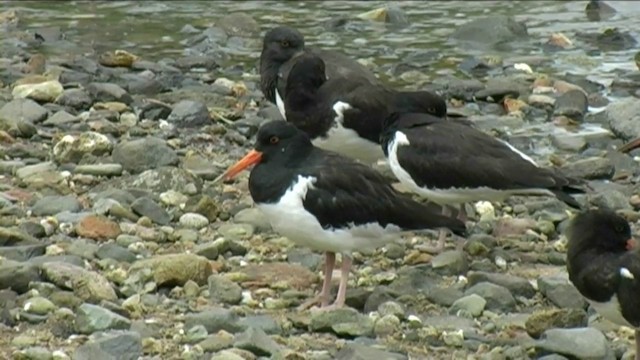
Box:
215, 120, 466, 309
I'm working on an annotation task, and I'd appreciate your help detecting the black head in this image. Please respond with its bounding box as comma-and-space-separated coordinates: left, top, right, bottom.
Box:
566, 209, 634, 256
261, 26, 305, 64
286, 53, 327, 92
254, 120, 312, 163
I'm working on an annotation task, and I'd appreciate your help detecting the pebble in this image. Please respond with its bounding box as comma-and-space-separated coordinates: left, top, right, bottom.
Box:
128, 253, 212, 287
449, 294, 486, 317
111, 137, 179, 173
208, 274, 243, 305
179, 212, 209, 229
73, 330, 142, 360
12, 80, 64, 102
130, 197, 172, 225
167, 100, 212, 128
75, 214, 122, 240
31, 195, 81, 216
41, 261, 117, 302
52, 131, 113, 164
75, 303, 131, 334
537, 274, 587, 309
23, 296, 57, 315
464, 282, 516, 312
535, 327, 615, 360
525, 308, 587, 338
233, 326, 281, 356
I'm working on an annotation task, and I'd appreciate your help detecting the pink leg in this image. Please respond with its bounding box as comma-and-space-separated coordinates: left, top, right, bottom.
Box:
297, 252, 335, 310
320, 252, 336, 307
428, 206, 451, 254
332, 255, 352, 308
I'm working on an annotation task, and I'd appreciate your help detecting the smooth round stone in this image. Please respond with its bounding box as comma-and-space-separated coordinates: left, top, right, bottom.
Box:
179, 213, 209, 229
24, 296, 57, 315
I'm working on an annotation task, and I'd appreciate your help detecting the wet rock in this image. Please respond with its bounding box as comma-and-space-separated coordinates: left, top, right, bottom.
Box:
112, 137, 178, 174
357, 5, 409, 26
98, 50, 139, 68
175, 55, 220, 71
578, 28, 637, 52
85, 82, 133, 104
431, 250, 468, 275
467, 271, 536, 298
525, 308, 588, 339
129, 253, 212, 287
535, 327, 614, 360
52, 131, 113, 164
166, 100, 211, 128
553, 90, 588, 121
40, 262, 117, 302
464, 282, 515, 312
31, 195, 81, 216
96, 243, 136, 263
12, 80, 63, 103
451, 16, 528, 45
75, 303, 131, 334
217, 13, 260, 37
310, 307, 374, 337
233, 326, 281, 356
138, 100, 172, 121
335, 343, 407, 360
0, 99, 48, 129
560, 157, 614, 180
75, 215, 121, 241
208, 274, 242, 305
586, 0, 617, 21
184, 308, 244, 334
55, 88, 93, 110
73, 330, 142, 360
606, 97, 640, 141
130, 197, 171, 225
24, 296, 56, 315
551, 134, 587, 152
537, 274, 587, 309
449, 294, 486, 317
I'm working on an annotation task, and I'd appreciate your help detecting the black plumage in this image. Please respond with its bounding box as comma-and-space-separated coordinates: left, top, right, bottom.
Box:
380, 112, 584, 207
259, 26, 378, 108
217, 120, 466, 309
566, 209, 640, 360
282, 53, 447, 164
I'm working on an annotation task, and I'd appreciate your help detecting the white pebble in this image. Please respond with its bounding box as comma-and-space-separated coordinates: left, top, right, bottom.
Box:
179, 213, 209, 229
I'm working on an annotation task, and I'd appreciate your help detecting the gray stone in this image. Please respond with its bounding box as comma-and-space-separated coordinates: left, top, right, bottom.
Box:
431, 250, 468, 275
184, 308, 244, 334
551, 134, 587, 152
74, 164, 123, 177
449, 294, 486, 317
95, 243, 136, 263
52, 131, 113, 164
607, 97, 640, 141
0, 244, 46, 262
184, 324, 208, 344
538, 274, 587, 309
31, 195, 82, 216
467, 271, 536, 298
554, 89, 588, 121
208, 275, 243, 305
335, 343, 407, 360
561, 157, 615, 180
535, 327, 614, 360
24, 296, 57, 315
13, 346, 53, 360
217, 13, 260, 37
179, 212, 209, 229
451, 15, 528, 45
112, 137, 178, 174
15, 162, 56, 180
464, 282, 516, 312
55, 88, 93, 110
237, 315, 281, 335
85, 82, 133, 104
75, 303, 131, 334
130, 197, 171, 225
233, 326, 281, 356
72, 330, 142, 360
41, 262, 117, 302
309, 307, 374, 337
166, 100, 211, 128
589, 189, 631, 211
0, 99, 48, 128
42, 110, 80, 126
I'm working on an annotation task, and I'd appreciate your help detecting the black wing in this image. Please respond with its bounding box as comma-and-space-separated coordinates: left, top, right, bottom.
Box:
617, 251, 640, 327
299, 150, 466, 235
396, 121, 573, 191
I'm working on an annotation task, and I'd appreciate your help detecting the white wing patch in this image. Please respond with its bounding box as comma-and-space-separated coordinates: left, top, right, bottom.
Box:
275, 89, 286, 120
620, 267, 635, 280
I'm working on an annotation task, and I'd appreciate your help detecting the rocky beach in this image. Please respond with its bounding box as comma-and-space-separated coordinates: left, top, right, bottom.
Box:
1, 1, 640, 359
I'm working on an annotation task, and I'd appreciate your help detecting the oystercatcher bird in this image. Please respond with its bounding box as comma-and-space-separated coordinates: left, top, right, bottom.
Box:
282, 52, 447, 164
214, 120, 466, 309
566, 209, 640, 360
260, 26, 379, 121
380, 112, 584, 250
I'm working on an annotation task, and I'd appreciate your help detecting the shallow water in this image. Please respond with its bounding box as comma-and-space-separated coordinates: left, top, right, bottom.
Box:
3, 1, 639, 142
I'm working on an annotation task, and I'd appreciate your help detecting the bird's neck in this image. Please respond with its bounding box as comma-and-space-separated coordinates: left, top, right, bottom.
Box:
284, 85, 334, 139
248, 146, 313, 204
259, 55, 281, 103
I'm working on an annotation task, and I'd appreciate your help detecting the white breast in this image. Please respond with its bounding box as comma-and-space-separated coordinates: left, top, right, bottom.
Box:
311, 101, 384, 165
387, 131, 554, 206
275, 89, 286, 120
256, 175, 401, 254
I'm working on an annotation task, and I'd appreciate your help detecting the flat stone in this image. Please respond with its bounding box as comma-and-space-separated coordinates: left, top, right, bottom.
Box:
52, 132, 113, 164
75, 215, 122, 241
31, 195, 81, 216
537, 274, 587, 309
464, 282, 516, 312
184, 308, 244, 334
75, 303, 131, 334
41, 261, 116, 302
233, 326, 281, 356
112, 137, 178, 174
208, 274, 243, 305
334, 343, 407, 360
129, 253, 212, 287
238, 262, 317, 290
73, 330, 142, 360
130, 197, 171, 225
535, 327, 614, 360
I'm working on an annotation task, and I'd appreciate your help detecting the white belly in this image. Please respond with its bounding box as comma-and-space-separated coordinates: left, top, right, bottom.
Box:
275, 89, 286, 120
257, 175, 401, 254
311, 125, 384, 165
387, 131, 554, 205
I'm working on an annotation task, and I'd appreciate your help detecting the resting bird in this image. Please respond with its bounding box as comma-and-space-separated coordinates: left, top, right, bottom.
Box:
379, 112, 585, 251
282, 52, 447, 165
259, 26, 379, 121
215, 120, 466, 309
566, 209, 640, 360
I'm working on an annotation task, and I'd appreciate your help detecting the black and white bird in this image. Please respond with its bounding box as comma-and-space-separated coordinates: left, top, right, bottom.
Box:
566, 209, 640, 360
380, 112, 584, 250
215, 120, 466, 309
260, 26, 379, 121
282, 53, 447, 164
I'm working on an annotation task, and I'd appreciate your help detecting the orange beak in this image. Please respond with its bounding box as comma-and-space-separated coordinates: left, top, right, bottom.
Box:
213, 150, 263, 183
619, 138, 640, 153
626, 238, 637, 251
